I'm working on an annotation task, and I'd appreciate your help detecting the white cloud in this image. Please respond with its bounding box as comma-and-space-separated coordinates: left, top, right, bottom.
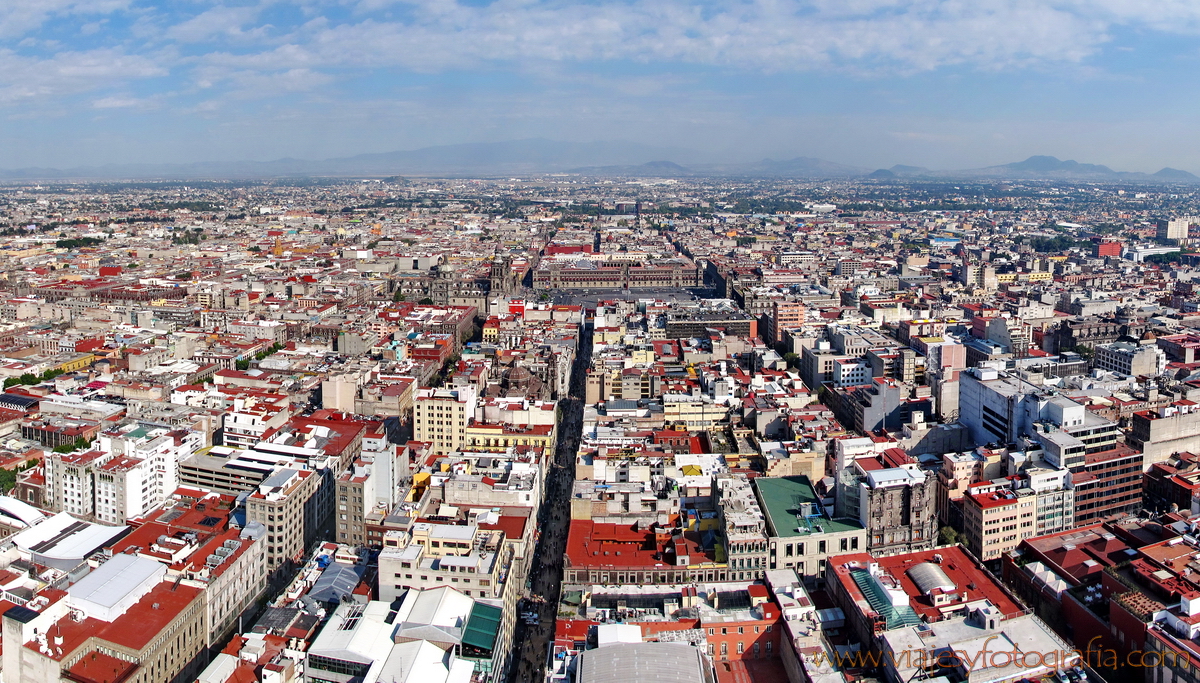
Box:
0, 48, 167, 106
164, 5, 272, 44
183, 0, 1124, 75
91, 94, 158, 109
0, 0, 130, 39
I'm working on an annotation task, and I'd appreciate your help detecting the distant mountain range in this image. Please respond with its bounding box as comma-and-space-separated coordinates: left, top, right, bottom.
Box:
0, 140, 1196, 183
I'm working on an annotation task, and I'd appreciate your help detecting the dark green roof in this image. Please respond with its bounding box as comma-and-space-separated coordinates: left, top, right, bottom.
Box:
462, 602, 502, 652
753, 475, 863, 538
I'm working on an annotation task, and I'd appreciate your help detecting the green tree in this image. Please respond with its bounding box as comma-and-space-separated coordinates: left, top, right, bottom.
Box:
53, 437, 92, 454
418, 297, 434, 305
1068, 345, 1095, 361
393, 290, 405, 302
782, 352, 800, 368
938, 526, 960, 546
235, 359, 251, 371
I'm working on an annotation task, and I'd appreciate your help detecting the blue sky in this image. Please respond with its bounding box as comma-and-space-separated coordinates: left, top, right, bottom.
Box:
5, 0, 1200, 170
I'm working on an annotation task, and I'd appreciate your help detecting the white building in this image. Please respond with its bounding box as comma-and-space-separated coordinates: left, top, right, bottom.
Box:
832, 358, 872, 387
94, 456, 155, 524
97, 423, 204, 521
1093, 340, 1166, 377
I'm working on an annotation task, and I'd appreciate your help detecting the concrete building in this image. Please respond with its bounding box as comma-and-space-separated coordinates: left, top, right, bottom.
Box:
2, 554, 208, 683
959, 366, 1118, 453
334, 425, 404, 547
755, 476, 865, 586
44, 425, 204, 523
832, 358, 872, 387
245, 467, 324, 575
826, 378, 933, 434
767, 300, 805, 347
1157, 216, 1194, 242
1129, 400, 1200, 468
414, 386, 479, 455
961, 488, 1037, 561
378, 522, 510, 602
935, 449, 1004, 522
221, 396, 290, 448
94, 455, 156, 524
179, 447, 276, 495
716, 476, 769, 582
1092, 340, 1166, 377
798, 342, 849, 391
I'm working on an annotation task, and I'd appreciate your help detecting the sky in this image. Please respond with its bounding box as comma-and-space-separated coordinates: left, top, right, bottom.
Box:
5, 0, 1200, 171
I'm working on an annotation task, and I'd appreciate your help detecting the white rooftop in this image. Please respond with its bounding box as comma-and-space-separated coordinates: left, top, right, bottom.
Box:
393, 586, 475, 629
10, 512, 128, 570
67, 553, 165, 622
865, 464, 926, 488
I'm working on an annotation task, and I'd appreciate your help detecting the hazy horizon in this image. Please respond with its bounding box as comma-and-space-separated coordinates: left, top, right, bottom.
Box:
5, 1, 1200, 173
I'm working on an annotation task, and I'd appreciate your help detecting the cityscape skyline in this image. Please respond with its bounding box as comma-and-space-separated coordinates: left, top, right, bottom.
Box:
5, 1, 1200, 172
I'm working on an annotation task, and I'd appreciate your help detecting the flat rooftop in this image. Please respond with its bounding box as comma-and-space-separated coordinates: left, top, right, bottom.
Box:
753, 476, 861, 538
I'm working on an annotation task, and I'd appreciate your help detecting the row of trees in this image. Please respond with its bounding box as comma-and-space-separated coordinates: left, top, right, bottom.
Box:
53, 437, 95, 454
3, 367, 65, 389
235, 342, 286, 371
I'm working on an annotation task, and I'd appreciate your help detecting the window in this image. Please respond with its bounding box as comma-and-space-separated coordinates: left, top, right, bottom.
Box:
722, 628, 727, 635
754, 626, 760, 634
766, 641, 773, 653
708, 628, 714, 635
851, 536, 859, 550
818, 540, 826, 554
738, 626, 744, 635
737, 642, 744, 654
785, 543, 793, 557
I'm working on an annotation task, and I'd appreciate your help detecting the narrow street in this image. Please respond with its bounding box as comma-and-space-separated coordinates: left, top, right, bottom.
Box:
507, 323, 592, 683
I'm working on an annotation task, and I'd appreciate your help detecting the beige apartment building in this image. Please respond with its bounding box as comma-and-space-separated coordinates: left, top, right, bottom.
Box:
962, 488, 1036, 561
413, 386, 478, 454
245, 467, 323, 573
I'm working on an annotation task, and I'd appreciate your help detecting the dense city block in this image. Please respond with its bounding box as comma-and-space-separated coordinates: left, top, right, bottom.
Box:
0, 176, 1200, 683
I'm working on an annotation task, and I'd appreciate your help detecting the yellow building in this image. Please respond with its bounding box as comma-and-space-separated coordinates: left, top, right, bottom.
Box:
54, 352, 96, 373
463, 422, 556, 451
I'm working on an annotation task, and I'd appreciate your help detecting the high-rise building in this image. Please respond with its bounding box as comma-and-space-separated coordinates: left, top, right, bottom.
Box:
767, 300, 805, 347
413, 386, 479, 455
245, 468, 323, 574
1157, 216, 1194, 242
1093, 237, 1122, 258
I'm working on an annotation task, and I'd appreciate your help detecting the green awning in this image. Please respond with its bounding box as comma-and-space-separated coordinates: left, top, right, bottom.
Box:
462, 602, 503, 652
